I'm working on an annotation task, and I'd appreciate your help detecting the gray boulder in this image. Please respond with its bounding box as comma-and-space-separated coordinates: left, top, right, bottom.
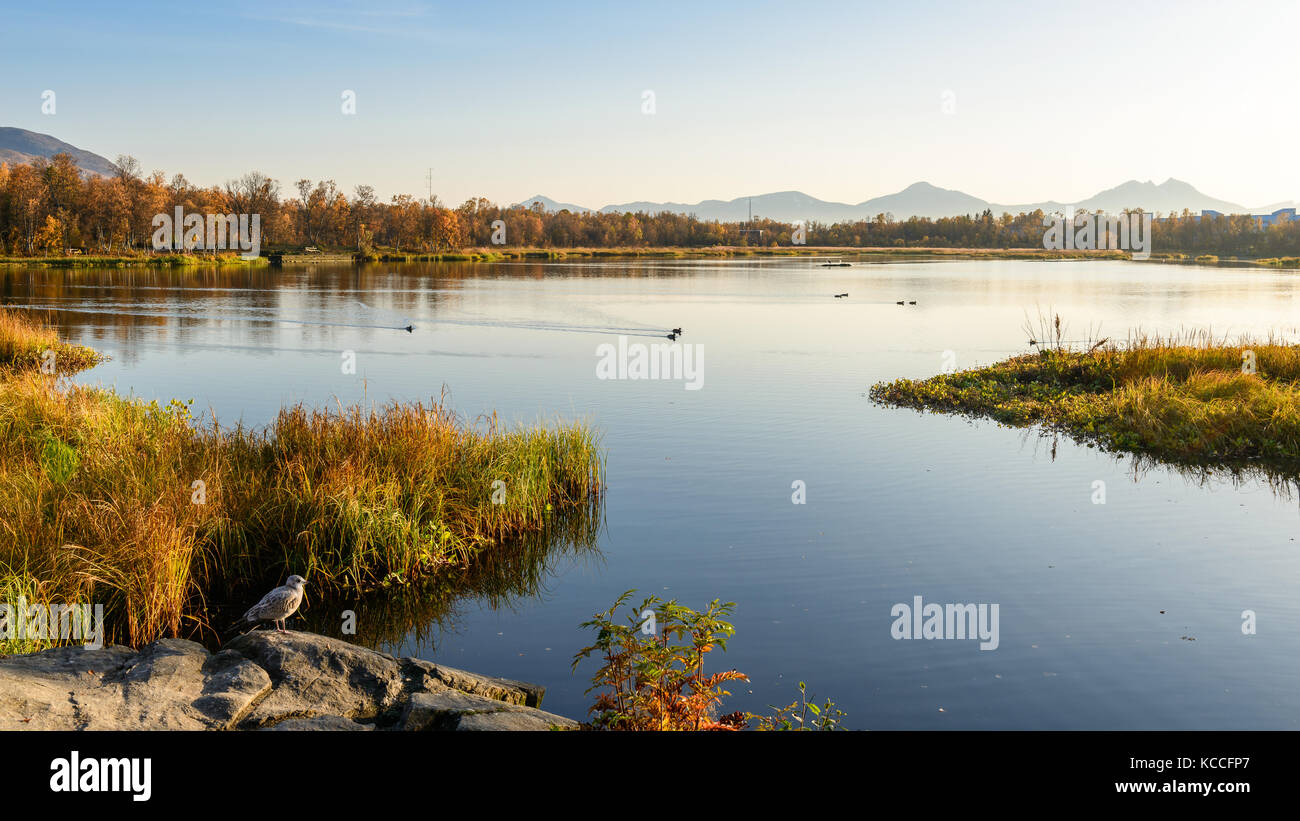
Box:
401, 657, 546, 708
260, 715, 374, 731
0, 639, 268, 730
399, 690, 579, 731
222, 631, 407, 727
0, 630, 576, 731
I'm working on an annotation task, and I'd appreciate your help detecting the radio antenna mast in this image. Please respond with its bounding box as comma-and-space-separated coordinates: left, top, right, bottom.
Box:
739, 196, 763, 243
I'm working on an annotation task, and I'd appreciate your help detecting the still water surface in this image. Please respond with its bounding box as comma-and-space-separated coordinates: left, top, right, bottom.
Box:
5, 256, 1299, 729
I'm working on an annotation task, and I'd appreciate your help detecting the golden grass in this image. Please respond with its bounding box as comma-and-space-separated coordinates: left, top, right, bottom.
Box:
0, 309, 100, 374
0, 308, 603, 649
871, 328, 1300, 468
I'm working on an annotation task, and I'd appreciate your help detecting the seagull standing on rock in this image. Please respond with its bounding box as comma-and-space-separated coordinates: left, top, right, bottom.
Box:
230, 575, 307, 634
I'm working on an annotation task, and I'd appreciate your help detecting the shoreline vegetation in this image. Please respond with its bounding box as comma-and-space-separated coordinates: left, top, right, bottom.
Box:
3, 246, 1299, 269
0, 308, 604, 651
870, 318, 1300, 475
0, 252, 270, 268
2, 246, 1132, 266
5, 153, 1300, 267
8, 247, 1300, 269
2, 245, 1128, 267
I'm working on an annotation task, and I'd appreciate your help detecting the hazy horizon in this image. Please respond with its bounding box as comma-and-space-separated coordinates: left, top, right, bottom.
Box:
2, 0, 1296, 208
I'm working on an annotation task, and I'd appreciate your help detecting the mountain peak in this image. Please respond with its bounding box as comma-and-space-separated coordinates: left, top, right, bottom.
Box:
513, 194, 590, 213
0, 127, 117, 177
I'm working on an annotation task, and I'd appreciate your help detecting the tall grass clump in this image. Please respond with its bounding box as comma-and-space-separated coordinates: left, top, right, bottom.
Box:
197, 402, 604, 599
0, 572, 58, 655
0, 308, 604, 648
0, 310, 100, 373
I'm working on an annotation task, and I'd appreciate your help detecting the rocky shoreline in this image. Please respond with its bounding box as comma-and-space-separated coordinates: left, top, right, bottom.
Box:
0, 631, 579, 731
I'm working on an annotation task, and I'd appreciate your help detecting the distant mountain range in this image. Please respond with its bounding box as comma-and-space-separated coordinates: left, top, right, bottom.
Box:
518, 180, 1288, 222
0, 127, 117, 177
0, 127, 1286, 220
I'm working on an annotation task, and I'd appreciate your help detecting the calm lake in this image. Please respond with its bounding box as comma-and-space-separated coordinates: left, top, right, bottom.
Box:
6, 256, 1300, 729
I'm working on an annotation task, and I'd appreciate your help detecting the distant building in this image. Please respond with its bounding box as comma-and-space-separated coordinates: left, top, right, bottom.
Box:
1197, 207, 1296, 227
1260, 207, 1297, 228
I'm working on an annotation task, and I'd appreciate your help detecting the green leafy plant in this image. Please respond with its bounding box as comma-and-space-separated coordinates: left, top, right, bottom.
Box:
573, 590, 749, 730
751, 681, 847, 731
39, 432, 79, 485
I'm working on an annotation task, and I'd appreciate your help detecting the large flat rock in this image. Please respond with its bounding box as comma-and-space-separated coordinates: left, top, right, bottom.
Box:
223, 631, 408, 726
0, 630, 578, 730
401, 657, 545, 708
0, 639, 269, 730
399, 690, 579, 731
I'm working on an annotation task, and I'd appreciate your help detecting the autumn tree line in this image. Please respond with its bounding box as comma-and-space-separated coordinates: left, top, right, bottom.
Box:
3, 153, 1300, 258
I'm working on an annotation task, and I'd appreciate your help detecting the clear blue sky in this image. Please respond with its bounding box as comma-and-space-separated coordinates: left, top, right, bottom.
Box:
2, 0, 1296, 208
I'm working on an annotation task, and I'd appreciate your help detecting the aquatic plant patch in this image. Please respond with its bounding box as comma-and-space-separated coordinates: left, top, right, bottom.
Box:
870, 335, 1300, 470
